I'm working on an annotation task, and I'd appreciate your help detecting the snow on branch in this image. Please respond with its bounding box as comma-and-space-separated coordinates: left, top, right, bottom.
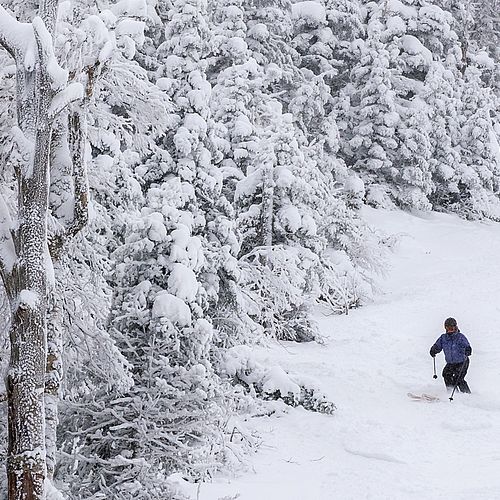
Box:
0, 191, 17, 277
48, 83, 84, 120
0, 4, 35, 63
32, 16, 68, 90
47, 111, 88, 258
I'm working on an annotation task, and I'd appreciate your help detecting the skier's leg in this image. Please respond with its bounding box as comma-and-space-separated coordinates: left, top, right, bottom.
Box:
442, 364, 455, 390
457, 358, 471, 393
458, 380, 471, 393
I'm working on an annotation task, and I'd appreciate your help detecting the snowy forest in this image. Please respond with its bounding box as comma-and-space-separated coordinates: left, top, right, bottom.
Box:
0, 0, 498, 498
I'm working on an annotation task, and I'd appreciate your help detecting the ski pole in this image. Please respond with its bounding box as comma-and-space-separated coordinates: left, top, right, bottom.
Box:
433, 357, 437, 379
449, 359, 468, 402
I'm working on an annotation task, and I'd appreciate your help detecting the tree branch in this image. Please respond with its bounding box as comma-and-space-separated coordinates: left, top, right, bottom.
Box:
67, 111, 89, 236
47, 110, 88, 259
0, 4, 35, 64
33, 16, 68, 91
48, 83, 84, 121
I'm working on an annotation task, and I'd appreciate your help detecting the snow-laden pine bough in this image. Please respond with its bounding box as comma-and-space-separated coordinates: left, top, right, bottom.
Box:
0, 1, 107, 498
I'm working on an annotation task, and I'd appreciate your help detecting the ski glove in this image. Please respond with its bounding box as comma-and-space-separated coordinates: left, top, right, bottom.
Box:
465, 346, 472, 357
429, 346, 438, 357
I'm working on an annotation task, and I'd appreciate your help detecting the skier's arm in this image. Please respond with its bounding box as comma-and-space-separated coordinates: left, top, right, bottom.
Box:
429, 336, 442, 357
461, 334, 472, 356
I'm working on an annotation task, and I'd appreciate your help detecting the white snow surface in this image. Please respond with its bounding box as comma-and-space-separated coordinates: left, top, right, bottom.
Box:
278, 205, 302, 233
262, 365, 301, 399
0, 4, 36, 68
186, 208, 500, 499
115, 19, 145, 46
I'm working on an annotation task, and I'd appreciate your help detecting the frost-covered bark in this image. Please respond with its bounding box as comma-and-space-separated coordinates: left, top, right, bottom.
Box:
0, 3, 57, 498
0, 1, 89, 497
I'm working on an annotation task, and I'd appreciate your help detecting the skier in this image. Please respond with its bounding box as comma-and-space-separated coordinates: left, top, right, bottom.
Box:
430, 317, 472, 393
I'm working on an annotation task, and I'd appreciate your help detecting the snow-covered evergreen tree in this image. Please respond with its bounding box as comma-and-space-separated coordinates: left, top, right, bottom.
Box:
341, 28, 400, 206
455, 65, 500, 218
424, 62, 463, 209
62, 1, 246, 496
470, 0, 499, 61
50, 3, 181, 498
246, 0, 296, 66
340, 0, 470, 209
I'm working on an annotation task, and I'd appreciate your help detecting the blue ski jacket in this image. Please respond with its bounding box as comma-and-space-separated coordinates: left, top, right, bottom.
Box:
430, 331, 472, 364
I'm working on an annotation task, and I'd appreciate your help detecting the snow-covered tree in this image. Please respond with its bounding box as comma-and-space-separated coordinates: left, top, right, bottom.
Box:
454, 65, 500, 218
340, 1, 469, 209
245, 0, 302, 110
234, 101, 324, 340
470, 0, 499, 60
246, 0, 296, 66
292, 0, 364, 90
61, 1, 247, 495
50, 3, 183, 497
209, 0, 249, 73
0, 0, 94, 496
424, 62, 463, 209
341, 29, 400, 206
62, 194, 225, 497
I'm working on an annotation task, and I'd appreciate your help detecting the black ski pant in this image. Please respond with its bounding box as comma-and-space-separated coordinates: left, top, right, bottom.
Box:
442, 358, 471, 393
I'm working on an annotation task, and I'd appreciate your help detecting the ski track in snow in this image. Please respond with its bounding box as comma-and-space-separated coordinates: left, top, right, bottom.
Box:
193, 208, 500, 500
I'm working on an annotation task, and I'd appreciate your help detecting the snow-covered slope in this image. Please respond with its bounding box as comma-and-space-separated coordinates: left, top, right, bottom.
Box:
184, 208, 500, 499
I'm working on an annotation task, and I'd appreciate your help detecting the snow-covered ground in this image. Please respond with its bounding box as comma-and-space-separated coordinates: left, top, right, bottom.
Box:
183, 208, 500, 500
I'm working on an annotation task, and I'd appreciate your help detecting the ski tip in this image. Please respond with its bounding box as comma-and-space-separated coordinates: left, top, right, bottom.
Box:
407, 392, 440, 402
